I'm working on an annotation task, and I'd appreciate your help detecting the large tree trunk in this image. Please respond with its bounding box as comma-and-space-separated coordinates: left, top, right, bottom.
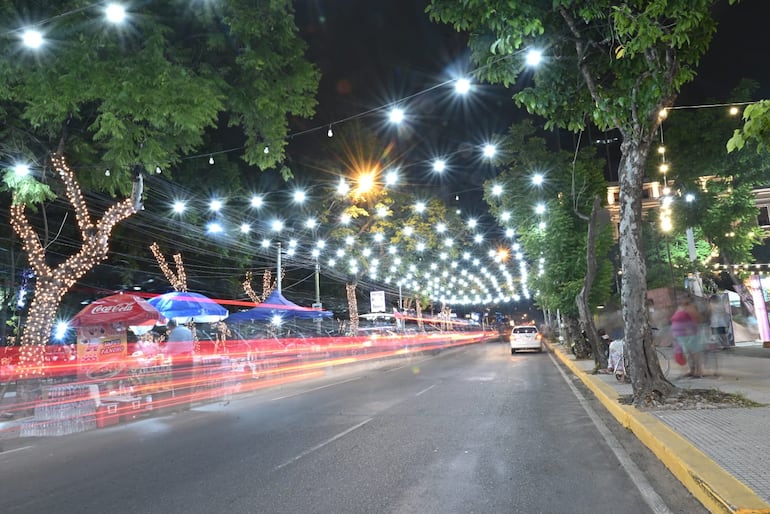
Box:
618, 139, 674, 405
563, 316, 590, 358
345, 283, 359, 335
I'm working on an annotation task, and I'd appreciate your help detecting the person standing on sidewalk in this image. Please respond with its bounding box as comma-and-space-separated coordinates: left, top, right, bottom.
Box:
671, 296, 705, 378
708, 295, 731, 349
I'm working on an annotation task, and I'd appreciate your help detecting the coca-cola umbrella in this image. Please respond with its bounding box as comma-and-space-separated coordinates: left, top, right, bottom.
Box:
70, 293, 166, 332
147, 291, 229, 324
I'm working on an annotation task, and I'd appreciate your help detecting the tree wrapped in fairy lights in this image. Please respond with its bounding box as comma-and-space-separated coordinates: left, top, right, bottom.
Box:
8, 154, 143, 377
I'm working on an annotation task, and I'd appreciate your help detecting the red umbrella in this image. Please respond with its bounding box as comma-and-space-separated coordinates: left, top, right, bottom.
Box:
70, 293, 166, 328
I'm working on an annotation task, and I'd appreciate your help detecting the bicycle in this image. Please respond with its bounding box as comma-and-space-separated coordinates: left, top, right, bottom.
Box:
612, 338, 670, 383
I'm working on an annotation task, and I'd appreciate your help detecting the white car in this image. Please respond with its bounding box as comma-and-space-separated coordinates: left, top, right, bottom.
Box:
510, 325, 542, 353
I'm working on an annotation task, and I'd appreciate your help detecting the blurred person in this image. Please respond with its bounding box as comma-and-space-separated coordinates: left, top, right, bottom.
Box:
708, 295, 731, 349
165, 320, 194, 359
670, 296, 704, 378
164, 320, 196, 408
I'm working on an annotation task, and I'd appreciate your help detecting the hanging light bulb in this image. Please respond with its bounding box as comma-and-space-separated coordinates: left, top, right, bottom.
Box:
209, 155, 214, 165
263, 146, 269, 154
105, 169, 110, 177
327, 126, 334, 137
155, 166, 162, 174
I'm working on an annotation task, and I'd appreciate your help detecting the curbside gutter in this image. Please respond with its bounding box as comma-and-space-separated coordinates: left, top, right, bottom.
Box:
546, 340, 770, 514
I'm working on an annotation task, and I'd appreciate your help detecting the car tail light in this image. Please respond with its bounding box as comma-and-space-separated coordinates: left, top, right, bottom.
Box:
535, 334, 542, 341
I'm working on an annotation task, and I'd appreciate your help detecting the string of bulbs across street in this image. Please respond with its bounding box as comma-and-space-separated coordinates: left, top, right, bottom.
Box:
5, 2, 764, 310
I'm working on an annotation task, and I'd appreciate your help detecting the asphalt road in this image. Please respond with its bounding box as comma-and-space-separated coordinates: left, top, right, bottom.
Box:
0, 342, 705, 513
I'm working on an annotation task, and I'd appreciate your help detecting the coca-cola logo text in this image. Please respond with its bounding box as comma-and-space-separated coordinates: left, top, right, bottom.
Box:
91, 303, 136, 314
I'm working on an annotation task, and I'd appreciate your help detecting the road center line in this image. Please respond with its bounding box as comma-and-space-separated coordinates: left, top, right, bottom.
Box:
549, 353, 672, 514
274, 418, 373, 471
0, 445, 33, 458
269, 377, 361, 401
415, 384, 435, 396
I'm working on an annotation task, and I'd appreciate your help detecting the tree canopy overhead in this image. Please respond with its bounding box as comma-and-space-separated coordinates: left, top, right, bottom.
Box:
0, 0, 320, 194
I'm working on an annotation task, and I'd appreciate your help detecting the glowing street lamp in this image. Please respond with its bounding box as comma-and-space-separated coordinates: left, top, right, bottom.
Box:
525, 49, 543, 67
337, 178, 350, 195
389, 107, 405, 124
455, 78, 471, 95
14, 164, 31, 176
385, 170, 398, 186
250, 195, 264, 208
482, 143, 497, 158
532, 173, 544, 186
21, 29, 44, 49
433, 159, 446, 172
104, 3, 127, 23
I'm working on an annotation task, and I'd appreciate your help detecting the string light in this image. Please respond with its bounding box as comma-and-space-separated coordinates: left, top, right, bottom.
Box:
150, 242, 188, 292
10, 154, 138, 377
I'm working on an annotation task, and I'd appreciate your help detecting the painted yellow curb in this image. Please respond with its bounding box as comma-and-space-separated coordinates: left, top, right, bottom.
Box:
547, 341, 770, 514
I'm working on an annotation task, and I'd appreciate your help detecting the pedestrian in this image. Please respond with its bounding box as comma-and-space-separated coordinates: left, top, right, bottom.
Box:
670, 296, 704, 378
164, 319, 196, 408
708, 295, 730, 349
165, 319, 194, 358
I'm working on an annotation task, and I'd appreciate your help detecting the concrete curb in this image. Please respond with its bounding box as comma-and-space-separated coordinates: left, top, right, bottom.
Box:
546, 340, 770, 514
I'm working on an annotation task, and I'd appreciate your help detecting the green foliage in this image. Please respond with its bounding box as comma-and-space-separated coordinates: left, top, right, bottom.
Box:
728, 100, 770, 154
1, 170, 55, 206
0, 0, 319, 197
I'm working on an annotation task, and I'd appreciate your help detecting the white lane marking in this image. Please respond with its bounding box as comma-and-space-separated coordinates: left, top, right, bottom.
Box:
269, 377, 361, 401
415, 384, 436, 397
0, 445, 33, 458
549, 353, 673, 514
274, 418, 372, 471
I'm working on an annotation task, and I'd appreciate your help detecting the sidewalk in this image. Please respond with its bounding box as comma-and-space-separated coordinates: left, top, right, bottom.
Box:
548, 340, 770, 514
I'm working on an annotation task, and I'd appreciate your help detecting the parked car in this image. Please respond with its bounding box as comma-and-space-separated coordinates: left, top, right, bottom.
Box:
510, 325, 542, 353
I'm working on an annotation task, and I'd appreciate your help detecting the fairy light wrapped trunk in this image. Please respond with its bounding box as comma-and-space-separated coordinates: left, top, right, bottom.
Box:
345, 283, 359, 335
10, 154, 142, 378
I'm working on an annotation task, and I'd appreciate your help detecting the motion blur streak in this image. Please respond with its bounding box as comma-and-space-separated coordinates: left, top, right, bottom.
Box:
0, 331, 492, 435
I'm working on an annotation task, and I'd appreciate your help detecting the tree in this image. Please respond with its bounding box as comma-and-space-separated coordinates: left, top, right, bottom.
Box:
485, 121, 613, 368
664, 80, 768, 305
0, 1, 319, 375
429, 0, 733, 404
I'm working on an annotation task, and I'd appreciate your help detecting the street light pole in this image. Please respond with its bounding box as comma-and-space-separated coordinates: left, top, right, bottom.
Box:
276, 242, 282, 294
315, 259, 321, 306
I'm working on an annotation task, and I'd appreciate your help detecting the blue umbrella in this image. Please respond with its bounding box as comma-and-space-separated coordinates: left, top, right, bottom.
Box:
148, 291, 229, 324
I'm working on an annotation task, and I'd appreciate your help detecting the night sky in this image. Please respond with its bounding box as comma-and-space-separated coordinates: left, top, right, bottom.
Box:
290, 0, 770, 185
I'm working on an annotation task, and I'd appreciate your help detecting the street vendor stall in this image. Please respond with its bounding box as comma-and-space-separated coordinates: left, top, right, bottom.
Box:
69, 293, 172, 422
